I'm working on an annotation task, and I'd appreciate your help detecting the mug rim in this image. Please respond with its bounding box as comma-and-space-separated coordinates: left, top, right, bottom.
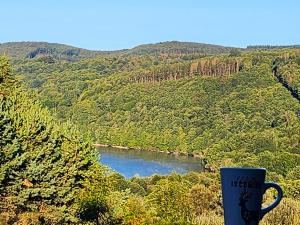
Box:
220, 167, 266, 171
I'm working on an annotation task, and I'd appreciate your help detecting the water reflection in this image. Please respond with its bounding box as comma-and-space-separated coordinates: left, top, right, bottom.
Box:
98, 147, 203, 178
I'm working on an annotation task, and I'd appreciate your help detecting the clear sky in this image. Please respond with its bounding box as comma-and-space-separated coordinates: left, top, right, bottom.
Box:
1, 0, 299, 50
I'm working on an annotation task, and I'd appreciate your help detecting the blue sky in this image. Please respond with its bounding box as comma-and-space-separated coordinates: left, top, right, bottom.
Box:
1, 0, 299, 50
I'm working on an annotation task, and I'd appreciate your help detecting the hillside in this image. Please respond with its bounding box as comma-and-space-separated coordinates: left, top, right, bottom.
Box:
8, 46, 300, 172
247, 45, 300, 50
0, 42, 103, 61
0, 56, 106, 223
126, 41, 238, 55
1, 47, 300, 224
0, 41, 239, 61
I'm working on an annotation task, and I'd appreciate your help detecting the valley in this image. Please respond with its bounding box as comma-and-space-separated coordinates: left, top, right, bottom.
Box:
1, 41, 300, 224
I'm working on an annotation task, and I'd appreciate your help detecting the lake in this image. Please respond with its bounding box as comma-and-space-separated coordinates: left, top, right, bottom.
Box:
98, 147, 203, 178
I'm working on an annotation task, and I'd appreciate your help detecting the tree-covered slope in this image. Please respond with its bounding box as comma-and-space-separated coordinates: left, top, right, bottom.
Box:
126, 41, 238, 55
0, 41, 239, 61
274, 50, 300, 100
2, 46, 300, 224
0, 56, 105, 223
0, 42, 103, 61
9, 48, 300, 176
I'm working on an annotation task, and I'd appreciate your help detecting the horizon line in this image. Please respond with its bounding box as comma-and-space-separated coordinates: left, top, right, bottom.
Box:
1, 40, 300, 52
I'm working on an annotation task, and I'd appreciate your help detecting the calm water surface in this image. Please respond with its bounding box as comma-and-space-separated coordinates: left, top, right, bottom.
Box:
98, 147, 203, 178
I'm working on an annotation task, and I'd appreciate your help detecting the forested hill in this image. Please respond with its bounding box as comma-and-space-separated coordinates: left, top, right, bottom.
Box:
126, 41, 238, 55
0, 41, 238, 60
1, 46, 300, 224
3, 41, 300, 61
247, 45, 300, 50
9, 45, 300, 174
0, 56, 107, 223
0, 42, 103, 60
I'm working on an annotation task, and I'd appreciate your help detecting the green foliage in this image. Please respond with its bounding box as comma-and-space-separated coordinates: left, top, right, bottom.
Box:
0, 41, 101, 60
0, 56, 10, 83
7, 48, 300, 177
0, 56, 107, 223
2, 45, 300, 224
127, 41, 237, 56
278, 56, 300, 96
229, 49, 241, 57
261, 198, 300, 225
147, 178, 192, 222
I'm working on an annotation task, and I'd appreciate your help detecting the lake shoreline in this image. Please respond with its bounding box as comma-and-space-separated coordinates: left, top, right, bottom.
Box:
97, 144, 205, 177
93, 143, 203, 158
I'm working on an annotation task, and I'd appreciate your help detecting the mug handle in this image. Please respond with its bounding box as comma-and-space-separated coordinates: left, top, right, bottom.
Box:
259, 182, 283, 219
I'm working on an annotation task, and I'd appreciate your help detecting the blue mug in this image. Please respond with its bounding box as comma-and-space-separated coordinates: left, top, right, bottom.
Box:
220, 167, 283, 225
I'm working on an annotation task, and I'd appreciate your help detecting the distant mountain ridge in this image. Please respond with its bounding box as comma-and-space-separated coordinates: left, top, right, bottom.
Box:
126, 41, 239, 55
0, 41, 103, 60
0, 41, 239, 59
247, 45, 300, 49
2, 41, 299, 61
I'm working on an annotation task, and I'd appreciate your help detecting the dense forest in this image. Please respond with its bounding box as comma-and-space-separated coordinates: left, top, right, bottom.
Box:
1, 42, 300, 224
0, 42, 103, 60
